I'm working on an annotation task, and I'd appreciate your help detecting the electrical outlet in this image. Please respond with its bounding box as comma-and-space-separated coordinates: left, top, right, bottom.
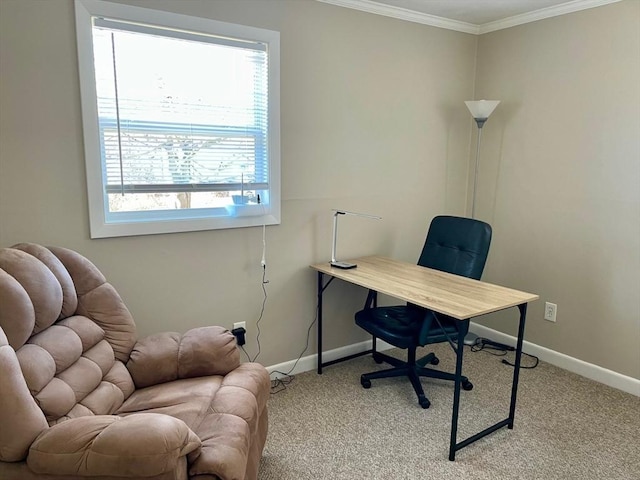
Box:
231, 322, 247, 346
544, 302, 557, 322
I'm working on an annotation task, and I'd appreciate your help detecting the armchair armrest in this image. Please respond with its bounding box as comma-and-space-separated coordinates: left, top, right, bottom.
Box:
127, 326, 240, 388
27, 413, 200, 477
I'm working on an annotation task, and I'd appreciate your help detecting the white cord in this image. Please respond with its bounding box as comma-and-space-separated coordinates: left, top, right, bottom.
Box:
261, 222, 266, 268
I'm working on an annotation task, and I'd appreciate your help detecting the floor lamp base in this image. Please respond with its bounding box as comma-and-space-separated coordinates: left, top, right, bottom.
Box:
463, 331, 480, 346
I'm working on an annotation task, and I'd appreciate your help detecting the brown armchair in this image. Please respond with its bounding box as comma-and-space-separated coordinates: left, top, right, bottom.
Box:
0, 243, 269, 480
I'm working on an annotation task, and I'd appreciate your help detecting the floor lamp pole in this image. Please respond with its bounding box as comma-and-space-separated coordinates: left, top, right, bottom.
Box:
471, 121, 484, 219
464, 100, 499, 347
464, 120, 487, 345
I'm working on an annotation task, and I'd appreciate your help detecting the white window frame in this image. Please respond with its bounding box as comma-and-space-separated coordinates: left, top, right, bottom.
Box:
74, 0, 280, 238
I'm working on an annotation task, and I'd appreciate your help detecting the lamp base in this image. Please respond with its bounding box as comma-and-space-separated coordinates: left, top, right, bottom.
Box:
463, 332, 480, 346
330, 261, 357, 269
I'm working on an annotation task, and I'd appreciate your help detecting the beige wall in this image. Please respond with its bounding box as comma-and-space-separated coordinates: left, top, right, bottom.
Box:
1, 0, 637, 381
0, 0, 476, 367
472, 0, 640, 379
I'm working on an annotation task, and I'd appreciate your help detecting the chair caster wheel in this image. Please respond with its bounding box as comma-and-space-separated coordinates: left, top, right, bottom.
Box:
430, 356, 440, 365
372, 352, 384, 364
361, 376, 371, 389
419, 397, 430, 409
462, 380, 473, 391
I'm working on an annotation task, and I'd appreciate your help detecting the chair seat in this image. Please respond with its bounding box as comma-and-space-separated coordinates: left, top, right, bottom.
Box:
356, 305, 464, 349
356, 306, 422, 349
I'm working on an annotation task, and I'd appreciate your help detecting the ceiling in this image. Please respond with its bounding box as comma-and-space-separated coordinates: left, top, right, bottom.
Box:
318, 0, 621, 33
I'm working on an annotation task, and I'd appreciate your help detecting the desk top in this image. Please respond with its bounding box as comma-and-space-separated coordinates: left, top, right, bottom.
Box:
310, 255, 538, 320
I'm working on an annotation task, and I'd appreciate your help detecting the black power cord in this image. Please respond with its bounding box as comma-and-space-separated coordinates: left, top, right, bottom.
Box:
470, 338, 509, 356
242, 265, 268, 363
269, 302, 319, 394
471, 337, 539, 369
502, 355, 539, 369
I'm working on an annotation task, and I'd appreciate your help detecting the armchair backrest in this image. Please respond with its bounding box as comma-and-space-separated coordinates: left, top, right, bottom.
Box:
0, 244, 138, 462
417, 215, 492, 280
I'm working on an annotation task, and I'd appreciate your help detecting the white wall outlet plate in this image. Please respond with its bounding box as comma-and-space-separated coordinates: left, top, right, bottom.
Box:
544, 302, 557, 322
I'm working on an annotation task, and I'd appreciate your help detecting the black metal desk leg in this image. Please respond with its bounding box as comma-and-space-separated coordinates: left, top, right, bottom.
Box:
315, 273, 369, 373
364, 290, 378, 355
449, 305, 529, 460
317, 272, 324, 374
508, 303, 528, 428
448, 325, 467, 461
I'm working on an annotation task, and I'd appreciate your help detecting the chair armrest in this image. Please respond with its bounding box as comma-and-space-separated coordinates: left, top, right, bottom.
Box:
127, 326, 240, 388
27, 413, 200, 477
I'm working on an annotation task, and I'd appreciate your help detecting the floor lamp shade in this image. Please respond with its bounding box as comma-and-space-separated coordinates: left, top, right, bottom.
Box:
465, 100, 500, 127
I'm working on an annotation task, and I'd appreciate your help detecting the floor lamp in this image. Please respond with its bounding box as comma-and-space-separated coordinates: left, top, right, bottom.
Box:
463, 99, 500, 346
465, 100, 500, 218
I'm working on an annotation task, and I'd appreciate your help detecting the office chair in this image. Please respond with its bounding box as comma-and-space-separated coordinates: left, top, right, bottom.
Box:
355, 215, 492, 408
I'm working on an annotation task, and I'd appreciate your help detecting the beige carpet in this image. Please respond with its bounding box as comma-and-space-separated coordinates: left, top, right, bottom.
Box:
258, 343, 640, 479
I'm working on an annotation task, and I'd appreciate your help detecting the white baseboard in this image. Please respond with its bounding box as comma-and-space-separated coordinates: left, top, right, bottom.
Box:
267, 324, 639, 397
469, 323, 640, 397
267, 339, 394, 379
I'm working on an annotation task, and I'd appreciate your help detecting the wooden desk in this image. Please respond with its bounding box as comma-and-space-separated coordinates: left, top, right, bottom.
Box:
309, 255, 539, 460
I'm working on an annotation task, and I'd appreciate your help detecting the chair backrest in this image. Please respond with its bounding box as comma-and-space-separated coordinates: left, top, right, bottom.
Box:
413, 216, 492, 344
417, 215, 492, 280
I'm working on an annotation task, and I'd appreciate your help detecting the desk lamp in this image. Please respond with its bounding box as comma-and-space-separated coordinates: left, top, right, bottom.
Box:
331, 210, 381, 269
464, 99, 500, 346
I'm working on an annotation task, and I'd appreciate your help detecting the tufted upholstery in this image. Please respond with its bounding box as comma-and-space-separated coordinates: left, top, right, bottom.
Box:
0, 244, 269, 480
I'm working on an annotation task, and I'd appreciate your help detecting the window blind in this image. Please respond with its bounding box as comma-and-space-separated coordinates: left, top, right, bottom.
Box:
91, 18, 270, 197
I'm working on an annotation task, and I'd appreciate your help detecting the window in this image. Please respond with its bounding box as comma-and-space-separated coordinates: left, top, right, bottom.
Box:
75, 0, 280, 238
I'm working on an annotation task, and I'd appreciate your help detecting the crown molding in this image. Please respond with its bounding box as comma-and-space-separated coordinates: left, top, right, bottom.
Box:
478, 0, 624, 34
316, 0, 624, 35
315, 0, 480, 34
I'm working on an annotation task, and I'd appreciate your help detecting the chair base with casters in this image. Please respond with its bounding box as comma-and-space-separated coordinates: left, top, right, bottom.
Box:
354, 215, 492, 410
360, 347, 473, 409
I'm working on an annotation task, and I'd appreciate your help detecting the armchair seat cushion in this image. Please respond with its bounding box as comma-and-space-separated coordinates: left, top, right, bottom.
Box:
117, 365, 270, 479
27, 413, 200, 477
